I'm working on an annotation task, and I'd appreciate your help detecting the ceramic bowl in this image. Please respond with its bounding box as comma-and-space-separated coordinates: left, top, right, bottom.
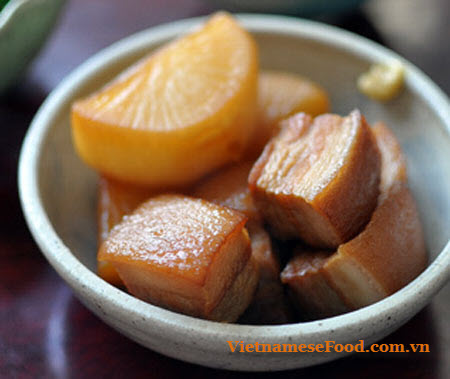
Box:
18, 15, 450, 371
0, 0, 65, 93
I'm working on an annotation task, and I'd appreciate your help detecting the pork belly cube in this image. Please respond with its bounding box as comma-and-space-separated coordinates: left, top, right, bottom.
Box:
98, 195, 259, 322
247, 223, 279, 281
281, 122, 427, 318
240, 223, 293, 324
372, 121, 407, 191
249, 110, 381, 248
325, 122, 426, 308
325, 182, 426, 309
281, 248, 348, 320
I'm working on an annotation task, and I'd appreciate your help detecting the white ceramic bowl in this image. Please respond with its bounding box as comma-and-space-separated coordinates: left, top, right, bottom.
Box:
19, 15, 450, 371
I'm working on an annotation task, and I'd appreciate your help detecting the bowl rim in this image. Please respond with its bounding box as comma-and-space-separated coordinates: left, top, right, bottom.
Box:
19, 14, 450, 343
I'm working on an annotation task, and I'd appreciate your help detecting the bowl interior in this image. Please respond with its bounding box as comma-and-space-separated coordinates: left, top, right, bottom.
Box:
38, 24, 450, 276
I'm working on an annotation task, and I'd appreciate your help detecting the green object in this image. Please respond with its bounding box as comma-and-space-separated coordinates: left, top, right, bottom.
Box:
0, 0, 10, 12
0, 0, 65, 93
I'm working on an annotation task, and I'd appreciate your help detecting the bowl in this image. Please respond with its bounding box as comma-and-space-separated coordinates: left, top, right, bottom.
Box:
18, 14, 450, 371
0, 0, 65, 93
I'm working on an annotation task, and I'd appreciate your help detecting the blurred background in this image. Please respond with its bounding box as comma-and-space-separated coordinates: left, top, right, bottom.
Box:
3, 0, 449, 94
0, 0, 449, 378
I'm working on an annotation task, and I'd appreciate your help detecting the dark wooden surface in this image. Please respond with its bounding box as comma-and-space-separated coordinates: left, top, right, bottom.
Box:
1, 0, 449, 377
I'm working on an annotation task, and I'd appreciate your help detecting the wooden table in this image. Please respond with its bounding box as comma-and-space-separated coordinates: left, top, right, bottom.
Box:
1, 0, 449, 377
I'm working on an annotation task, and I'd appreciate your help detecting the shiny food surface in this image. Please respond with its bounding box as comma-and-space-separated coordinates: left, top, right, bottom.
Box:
249, 110, 381, 247
70, 12, 258, 187
97, 176, 154, 242
258, 71, 330, 128
99, 195, 247, 283
282, 249, 331, 279
97, 176, 154, 286
73, 13, 255, 132
191, 161, 258, 220
246, 70, 330, 157
281, 121, 427, 317
253, 112, 357, 201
